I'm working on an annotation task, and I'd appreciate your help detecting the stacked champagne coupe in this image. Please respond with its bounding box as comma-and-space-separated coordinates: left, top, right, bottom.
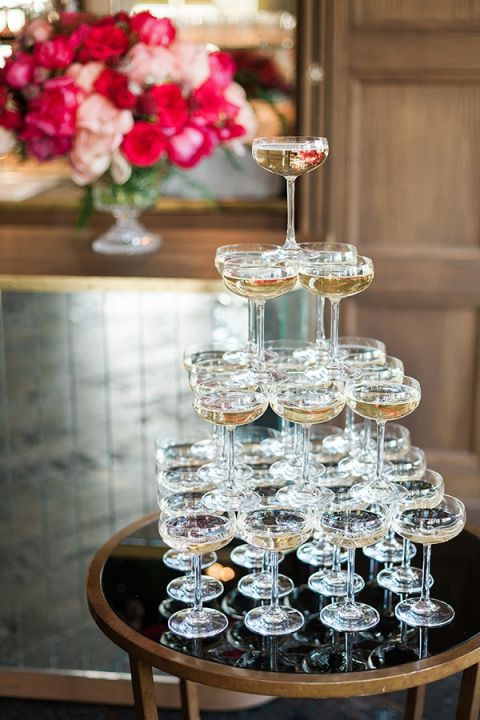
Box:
155, 136, 466, 671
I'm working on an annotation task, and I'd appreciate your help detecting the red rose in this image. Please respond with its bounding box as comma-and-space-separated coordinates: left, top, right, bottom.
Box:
81, 25, 129, 62
34, 35, 74, 70
24, 76, 79, 138
130, 12, 175, 46
140, 84, 187, 133
94, 68, 136, 109
167, 121, 218, 169
4, 53, 35, 89
121, 121, 167, 167
208, 51, 235, 90
190, 79, 227, 124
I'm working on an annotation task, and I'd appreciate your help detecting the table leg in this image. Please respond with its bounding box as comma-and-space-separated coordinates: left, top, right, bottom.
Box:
180, 678, 200, 720
404, 684, 425, 720
456, 663, 480, 720
129, 654, 159, 720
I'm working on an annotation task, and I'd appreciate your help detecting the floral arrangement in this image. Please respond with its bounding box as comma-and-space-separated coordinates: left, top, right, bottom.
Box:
0, 10, 256, 192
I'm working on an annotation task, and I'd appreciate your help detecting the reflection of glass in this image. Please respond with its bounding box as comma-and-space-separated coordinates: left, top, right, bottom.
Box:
238, 504, 312, 635
393, 495, 465, 628
159, 493, 235, 638
252, 136, 328, 253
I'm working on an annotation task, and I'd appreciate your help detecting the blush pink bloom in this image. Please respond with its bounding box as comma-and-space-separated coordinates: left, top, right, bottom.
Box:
170, 41, 210, 89
70, 128, 117, 185
67, 62, 104, 93
24, 18, 52, 43
76, 94, 133, 137
121, 43, 176, 86
111, 149, 131, 184
168, 122, 218, 169
224, 82, 257, 147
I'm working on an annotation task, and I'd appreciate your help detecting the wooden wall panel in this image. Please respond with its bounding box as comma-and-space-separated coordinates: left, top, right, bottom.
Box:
349, 83, 480, 248
351, 0, 476, 26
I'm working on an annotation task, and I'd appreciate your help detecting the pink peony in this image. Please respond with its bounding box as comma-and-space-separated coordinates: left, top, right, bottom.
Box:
5, 53, 35, 89
208, 51, 236, 90
24, 76, 79, 139
170, 41, 210, 89
121, 43, 176, 86
167, 122, 218, 169
24, 18, 52, 43
130, 12, 176, 47
67, 62, 104, 93
224, 82, 257, 145
70, 128, 116, 185
76, 94, 133, 137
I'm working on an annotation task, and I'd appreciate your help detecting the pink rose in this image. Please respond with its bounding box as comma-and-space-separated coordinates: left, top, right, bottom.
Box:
167, 122, 218, 169
170, 41, 210, 89
67, 62, 104, 93
130, 12, 176, 47
76, 94, 133, 137
121, 43, 176, 86
70, 128, 118, 185
34, 35, 74, 70
24, 18, 52, 43
5, 53, 35, 89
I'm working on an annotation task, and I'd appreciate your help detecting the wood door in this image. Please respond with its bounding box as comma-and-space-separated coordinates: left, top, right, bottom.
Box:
298, 0, 480, 509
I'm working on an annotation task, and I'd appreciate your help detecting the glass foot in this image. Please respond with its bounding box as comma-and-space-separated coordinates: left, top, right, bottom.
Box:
245, 605, 304, 636
296, 540, 335, 567
92, 221, 161, 255
350, 479, 408, 504
269, 459, 303, 482
158, 597, 184, 620
167, 575, 223, 603
395, 597, 455, 628
338, 453, 376, 478
168, 607, 228, 638
276, 483, 332, 507
309, 570, 364, 597
377, 566, 432, 595
321, 601, 380, 633
293, 343, 330, 364
303, 646, 368, 673
197, 462, 253, 484
385, 446, 426, 482
230, 543, 264, 569
202, 487, 259, 511
163, 550, 217, 572
238, 571, 294, 600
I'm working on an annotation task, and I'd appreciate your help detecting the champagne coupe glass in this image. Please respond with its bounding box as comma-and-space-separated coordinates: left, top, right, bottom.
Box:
346, 376, 421, 504
337, 355, 404, 477
377, 469, 444, 595
222, 257, 298, 367
193, 384, 267, 510
393, 494, 465, 627
319, 502, 389, 633
159, 492, 236, 638
252, 136, 329, 255
385, 446, 426, 483
308, 485, 366, 598
159, 490, 225, 604
295, 242, 358, 362
300, 255, 375, 383
271, 378, 344, 506
237, 503, 313, 635
215, 243, 280, 364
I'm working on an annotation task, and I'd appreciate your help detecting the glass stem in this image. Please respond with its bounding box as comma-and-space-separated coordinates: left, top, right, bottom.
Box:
302, 424, 311, 486
247, 298, 256, 348
329, 299, 341, 365
344, 632, 353, 672
255, 300, 265, 364
193, 553, 203, 613
316, 295, 326, 344
226, 426, 235, 491
270, 551, 279, 608
221, 425, 228, 461
376, 420, 386, 481
285, 177, 296, 248
345, 406, 355, 437
402, 537, 412, 569
421, 543, 432, 603
347, 548, 356, 605
333, 545, 341, 573
363, 419, 372, 454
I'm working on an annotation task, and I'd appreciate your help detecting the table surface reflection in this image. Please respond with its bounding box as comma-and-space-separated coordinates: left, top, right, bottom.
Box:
100, 518, 480, 675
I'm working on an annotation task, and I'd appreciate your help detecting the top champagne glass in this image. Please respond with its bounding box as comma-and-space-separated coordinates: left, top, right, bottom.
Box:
252, 137, 329, 254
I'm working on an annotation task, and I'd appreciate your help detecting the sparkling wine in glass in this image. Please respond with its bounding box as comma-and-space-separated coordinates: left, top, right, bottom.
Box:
252, 136, 329, 254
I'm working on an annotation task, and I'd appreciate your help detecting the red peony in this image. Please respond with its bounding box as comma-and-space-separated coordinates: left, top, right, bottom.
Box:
34, 35, 74, 70
94, 68, 136, 109
80, 25, 130, 62
4, 53, 35, 89
167, 121, 218, 169
190, 79, 231, 124
208, 51, 236, 90
140, 84, 187, 133
121, 121, 166, 166
130, 11, 175, 46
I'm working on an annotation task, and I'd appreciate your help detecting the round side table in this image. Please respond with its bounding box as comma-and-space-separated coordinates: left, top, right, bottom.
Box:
87, 512, 480, 720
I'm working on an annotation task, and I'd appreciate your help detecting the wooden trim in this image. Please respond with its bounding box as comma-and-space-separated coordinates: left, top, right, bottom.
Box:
87, 513, 480, 699
0, 275, 221, 294
0, 668, 271, 711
